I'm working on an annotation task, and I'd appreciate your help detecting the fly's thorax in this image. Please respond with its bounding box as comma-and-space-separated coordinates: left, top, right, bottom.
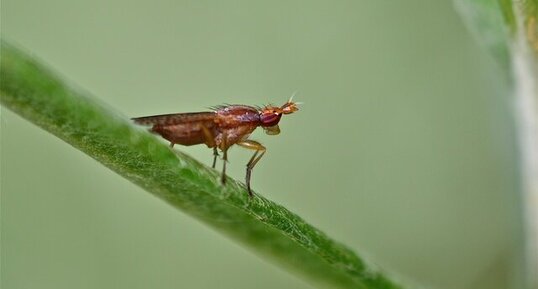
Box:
215, 125, 258, 149
214, 105, 260, 127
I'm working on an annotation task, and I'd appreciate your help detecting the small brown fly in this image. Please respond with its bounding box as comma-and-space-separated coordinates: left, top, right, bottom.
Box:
132, 97, 299, 197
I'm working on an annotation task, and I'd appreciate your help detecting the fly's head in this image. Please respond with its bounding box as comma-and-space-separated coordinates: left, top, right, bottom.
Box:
259, 99, 299, 135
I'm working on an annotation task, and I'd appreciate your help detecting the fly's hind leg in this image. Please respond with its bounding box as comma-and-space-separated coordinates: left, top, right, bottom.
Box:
237, 140, 266, 197
200, 124, 218, 169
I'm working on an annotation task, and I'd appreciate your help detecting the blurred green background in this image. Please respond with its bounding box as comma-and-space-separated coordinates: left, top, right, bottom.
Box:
1, 1, 523, 289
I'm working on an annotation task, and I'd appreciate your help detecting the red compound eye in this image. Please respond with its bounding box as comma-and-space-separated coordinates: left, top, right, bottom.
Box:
260, 111, 281, 127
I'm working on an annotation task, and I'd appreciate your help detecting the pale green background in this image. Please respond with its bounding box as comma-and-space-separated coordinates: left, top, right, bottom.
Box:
1, 1, 522, 289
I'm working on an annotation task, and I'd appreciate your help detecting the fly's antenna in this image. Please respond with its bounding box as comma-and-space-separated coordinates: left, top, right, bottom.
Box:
288, 90, 299, 103
287, 91, 303, 108
281, 95, 300, 114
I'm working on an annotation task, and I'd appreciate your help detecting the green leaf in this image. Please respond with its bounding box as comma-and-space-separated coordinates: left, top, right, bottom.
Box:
0, 40, 408, 289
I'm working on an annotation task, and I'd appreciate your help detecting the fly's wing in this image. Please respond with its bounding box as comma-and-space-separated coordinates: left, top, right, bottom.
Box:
132, 112, 216, 126
132, 112, 218, 146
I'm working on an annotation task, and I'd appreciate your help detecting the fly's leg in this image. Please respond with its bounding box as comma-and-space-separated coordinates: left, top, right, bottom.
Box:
237, 140, 266, 197
169, 142, 174, 148
220, 134, 228, 185
222, 148, 228, 184
200, 124, 218, 169
212, 147, 219, 169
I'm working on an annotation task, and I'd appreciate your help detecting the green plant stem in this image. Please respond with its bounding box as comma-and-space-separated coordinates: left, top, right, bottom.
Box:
511, 2, 538, 288
454, 1, 538, 288
0, 40, 406, 289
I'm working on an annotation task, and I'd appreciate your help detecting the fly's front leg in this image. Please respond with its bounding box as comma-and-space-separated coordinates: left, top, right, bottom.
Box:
237, 140, 266, 197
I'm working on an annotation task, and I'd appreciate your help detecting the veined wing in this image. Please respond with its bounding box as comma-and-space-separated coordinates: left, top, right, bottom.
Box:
132, 112, 216, 126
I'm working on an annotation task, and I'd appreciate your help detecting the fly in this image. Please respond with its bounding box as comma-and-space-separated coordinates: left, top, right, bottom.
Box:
132, 97, 299, 197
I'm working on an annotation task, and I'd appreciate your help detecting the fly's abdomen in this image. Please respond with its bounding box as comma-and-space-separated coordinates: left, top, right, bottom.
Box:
152, 121, 217, 147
